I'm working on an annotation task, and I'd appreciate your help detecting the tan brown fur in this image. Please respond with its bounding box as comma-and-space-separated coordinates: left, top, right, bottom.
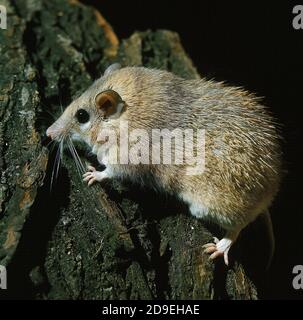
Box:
47, 65, 282, 263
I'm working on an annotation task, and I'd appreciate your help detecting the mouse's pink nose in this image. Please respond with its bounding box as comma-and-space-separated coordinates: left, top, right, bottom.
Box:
46, 125, 59, 140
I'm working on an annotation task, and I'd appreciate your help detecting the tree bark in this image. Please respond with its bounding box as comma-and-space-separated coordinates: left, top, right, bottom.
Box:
0, 0, 258, 299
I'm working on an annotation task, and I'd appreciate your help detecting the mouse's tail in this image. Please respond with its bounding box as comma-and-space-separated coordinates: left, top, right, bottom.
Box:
260, 209, 275, 270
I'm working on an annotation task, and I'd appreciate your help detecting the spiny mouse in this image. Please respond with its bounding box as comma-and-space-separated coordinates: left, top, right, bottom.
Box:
46, 63, 282, 266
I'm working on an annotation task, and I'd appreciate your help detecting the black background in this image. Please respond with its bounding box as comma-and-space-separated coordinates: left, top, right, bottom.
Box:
82, 0, 303, 300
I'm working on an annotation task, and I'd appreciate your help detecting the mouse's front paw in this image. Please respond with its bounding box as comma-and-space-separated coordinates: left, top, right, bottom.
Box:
83, 166, 108, 186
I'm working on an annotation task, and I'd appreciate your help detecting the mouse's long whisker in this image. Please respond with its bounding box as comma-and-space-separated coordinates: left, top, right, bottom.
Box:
67, 137, 85, 177
74, 148, 85, 174
50, 142, 61, 191
55, 139, 64, 181
71, 141, 85, 173
39, 103, 58, 121
45, 139, 56, 151
58, 93, 64, 115
69, 143, 81, 175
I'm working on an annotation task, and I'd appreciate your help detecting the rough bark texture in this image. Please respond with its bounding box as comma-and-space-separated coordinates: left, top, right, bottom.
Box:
0, 0, 258, 299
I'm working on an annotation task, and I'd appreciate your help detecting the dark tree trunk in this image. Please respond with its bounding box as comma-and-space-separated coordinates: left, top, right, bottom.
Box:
0, 0, 258, 299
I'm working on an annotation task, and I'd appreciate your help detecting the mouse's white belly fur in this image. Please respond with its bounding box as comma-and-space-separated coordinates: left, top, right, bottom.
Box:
179, 192, 236, 229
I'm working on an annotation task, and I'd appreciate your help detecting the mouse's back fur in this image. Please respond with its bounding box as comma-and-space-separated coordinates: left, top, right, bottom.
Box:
85, 67, 282, 229
49, 66, 282, 232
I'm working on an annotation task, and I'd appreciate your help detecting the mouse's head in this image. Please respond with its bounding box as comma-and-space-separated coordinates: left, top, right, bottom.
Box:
46, 63, 126, 149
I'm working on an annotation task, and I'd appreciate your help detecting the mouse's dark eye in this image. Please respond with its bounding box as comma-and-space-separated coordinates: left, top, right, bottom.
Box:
75, 109, 90, 124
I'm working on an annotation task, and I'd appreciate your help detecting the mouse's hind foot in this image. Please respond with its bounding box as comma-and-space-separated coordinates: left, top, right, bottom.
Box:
203, 229, 240, 266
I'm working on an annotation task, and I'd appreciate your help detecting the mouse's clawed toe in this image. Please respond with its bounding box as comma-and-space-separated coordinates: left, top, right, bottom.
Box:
83, 167, 108, 186
86, 165, 96, 172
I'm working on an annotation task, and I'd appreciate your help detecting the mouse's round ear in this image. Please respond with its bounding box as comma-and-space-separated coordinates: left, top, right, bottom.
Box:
95, 90, 125, 119
104, 63, 121, 76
